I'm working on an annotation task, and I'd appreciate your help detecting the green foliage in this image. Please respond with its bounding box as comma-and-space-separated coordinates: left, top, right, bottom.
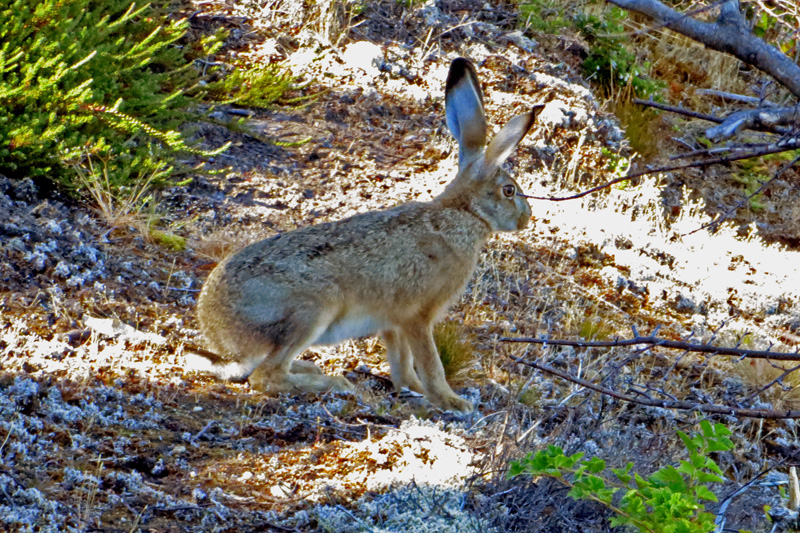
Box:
518, 1, 662, 98
204, 64, 295, 107
1, 0, 212, 189
519, 0, 572, 34
575, 7, 663, 98
150, 229, 186, 251
508, 421, 734, 533
747, 4, 799, 57
601, 146, 631, 177
0, 0, 293, 197
578, 317, 614, 340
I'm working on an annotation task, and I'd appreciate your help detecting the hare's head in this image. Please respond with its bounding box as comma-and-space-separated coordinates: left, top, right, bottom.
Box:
441, 58, 543, 232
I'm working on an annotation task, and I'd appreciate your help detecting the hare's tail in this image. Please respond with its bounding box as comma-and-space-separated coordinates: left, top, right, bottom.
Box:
184, 346, 257, 381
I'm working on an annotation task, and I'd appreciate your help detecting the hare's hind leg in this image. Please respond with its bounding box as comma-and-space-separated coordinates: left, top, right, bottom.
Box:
247, 309, 354, 394
402, 323, 473, 412
382, 329, 424, 394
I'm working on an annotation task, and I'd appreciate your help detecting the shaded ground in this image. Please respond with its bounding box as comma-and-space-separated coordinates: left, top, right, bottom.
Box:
3, 0, 800, 531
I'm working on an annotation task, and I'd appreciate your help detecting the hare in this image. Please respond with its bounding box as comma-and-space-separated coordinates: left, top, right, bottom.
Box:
195, 57, 543, 412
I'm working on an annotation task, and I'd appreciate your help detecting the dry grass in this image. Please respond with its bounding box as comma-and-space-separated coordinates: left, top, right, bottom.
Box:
73, 157, 163, 237
434, 320, 477, 384
191, 226, 272, 262
651, 32, 745, 101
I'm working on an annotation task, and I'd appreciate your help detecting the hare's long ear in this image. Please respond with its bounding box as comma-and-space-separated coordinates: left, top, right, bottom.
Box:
483, 104, 544, 176
445, 58, 487, 168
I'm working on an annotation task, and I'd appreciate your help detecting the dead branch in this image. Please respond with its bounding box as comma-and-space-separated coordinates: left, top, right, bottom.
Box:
633, 98, 728, 125
705, 105, 800, 142
508, 355, 800, 419
696, 88, 777, 107
633, 97, 794, 137
500, 334, 800, 361
604, 0, 800, 98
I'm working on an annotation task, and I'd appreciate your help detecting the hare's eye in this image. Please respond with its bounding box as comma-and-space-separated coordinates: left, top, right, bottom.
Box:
502, 184, 516, 198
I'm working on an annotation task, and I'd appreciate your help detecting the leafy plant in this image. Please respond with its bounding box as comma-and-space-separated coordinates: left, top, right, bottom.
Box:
519, 0, 572, 34
0, 0, 294, 198
575, 7, 663, 98
508, 421, 734, 533
204, 64, 296, 107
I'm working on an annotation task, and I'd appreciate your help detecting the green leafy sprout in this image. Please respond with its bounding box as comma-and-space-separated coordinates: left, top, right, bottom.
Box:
508, 421, 734, 533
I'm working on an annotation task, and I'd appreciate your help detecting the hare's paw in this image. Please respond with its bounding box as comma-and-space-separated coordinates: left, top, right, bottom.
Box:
249, 367, 354, 395
285, 373, 355, 394
393, 375, 425, 395
428, 391, 473, 413
323, 375, 356, 393
290, 360, 324, 375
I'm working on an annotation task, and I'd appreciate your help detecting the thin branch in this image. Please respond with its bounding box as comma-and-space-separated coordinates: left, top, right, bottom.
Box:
507, 354, 800, 419
523, 139, 800, 202
745, 363, 800, 402
696, 88, 777, 107
634, 98, 726, 124
500, 334, 800, 361
634, 97, 794, 136
520, 175, 633, 201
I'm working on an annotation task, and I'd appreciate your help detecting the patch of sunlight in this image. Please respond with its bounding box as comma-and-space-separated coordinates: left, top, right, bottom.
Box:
526, 174, 800, 331
334, 417, 478, 492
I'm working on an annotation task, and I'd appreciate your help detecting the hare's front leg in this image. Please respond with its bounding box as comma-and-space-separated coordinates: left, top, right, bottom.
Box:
381, 329, 424, 393
403, 323, 473, 412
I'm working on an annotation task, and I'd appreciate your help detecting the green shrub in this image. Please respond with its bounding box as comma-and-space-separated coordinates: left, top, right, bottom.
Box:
204, 64, 296, 107
508, 421, 734, 533
0, 0, 292, 196
519, 0, 572, 34
575, 7, 662, 98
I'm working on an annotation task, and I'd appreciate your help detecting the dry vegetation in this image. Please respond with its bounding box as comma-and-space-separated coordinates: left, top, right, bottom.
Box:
2, 0, 800, 531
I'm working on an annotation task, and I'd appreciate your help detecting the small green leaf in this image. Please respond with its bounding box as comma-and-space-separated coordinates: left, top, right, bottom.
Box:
694, 485, 718, 502
568, 486, 587, 500
650, 466, 686, 491
695, 471, 724, 484
586, 457, 606, 474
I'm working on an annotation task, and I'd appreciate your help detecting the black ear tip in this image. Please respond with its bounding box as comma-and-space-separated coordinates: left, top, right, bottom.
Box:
446, 57, 477, 93
531, 103, 546, 118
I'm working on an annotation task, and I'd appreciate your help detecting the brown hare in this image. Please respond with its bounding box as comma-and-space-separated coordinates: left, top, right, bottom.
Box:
195, 57, 543, 412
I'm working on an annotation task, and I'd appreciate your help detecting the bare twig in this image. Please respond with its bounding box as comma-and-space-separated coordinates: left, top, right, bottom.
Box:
745, 362, 800, 402
500, 334, 800, 362
524, 139, 800, 202
696, 88, 777, 107
633, 98, 727, 124
507, 354, 800, 419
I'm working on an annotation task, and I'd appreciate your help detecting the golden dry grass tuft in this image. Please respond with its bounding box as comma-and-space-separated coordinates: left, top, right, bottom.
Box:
191, 227, 273, 262
74, 157, 162, 237
434, 320, 477, 384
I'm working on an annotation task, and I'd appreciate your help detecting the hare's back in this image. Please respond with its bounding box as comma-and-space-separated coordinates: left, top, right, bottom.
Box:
220, 202, 486, 300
